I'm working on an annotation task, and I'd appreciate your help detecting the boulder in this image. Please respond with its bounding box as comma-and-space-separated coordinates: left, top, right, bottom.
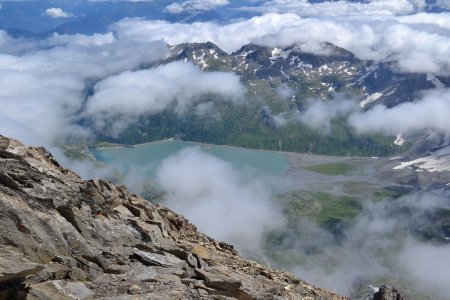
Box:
27, 280, 94, 300
373, 285, 412, 300
0, 246, 43, 284
131, 248, 185, 268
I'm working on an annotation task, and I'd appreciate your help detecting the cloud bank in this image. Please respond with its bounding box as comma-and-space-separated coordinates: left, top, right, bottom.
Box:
281, 191, 450, 298
166, 0, 229, 14
156, 147, 285, 254
114, 10, 450, 75
349, 88, 450, 135
0, 31, 169, 147
0, 25, 245, 148
274, 89, 450, 138
85, 61, 244, 135
248, 0, 425, 16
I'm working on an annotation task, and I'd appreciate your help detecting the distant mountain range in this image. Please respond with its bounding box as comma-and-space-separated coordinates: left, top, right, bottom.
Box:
93, 40, 448, 157
168, 41, 448, 109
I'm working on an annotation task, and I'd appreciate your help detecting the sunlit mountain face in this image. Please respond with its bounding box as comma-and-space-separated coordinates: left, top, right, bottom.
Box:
1, 0, 450, 299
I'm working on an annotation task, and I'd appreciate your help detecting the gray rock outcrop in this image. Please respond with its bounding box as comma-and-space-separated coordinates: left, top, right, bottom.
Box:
373, 285, 412, 300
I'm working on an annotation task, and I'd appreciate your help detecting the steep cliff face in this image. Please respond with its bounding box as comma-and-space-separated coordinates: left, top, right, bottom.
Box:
0, 135, 346, 300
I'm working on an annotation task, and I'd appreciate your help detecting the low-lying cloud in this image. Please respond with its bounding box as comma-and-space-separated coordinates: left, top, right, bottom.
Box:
0, 26, 245, 151
274, 89, 450, 138
156, 147, 285, 254
85, 61, 244, 135
114, 10, 450, 75
248, 0, 426, 16
398, 240, 450, 298
275, 190, 450, 298
349, 88, 450, 135
297, 98, 359, 133
166, 0, 229, 14
0, 30, 169, 147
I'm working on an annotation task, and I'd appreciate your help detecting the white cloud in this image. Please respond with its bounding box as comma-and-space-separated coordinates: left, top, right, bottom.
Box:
165, 3, 184, 13
156, 147, 284, 254
0, 30, 168, 147
166, 0, 229, 14
114, 11, 450, 75
297, 98, 359, 133
113, 13, 300, 53
84, 61, 245, 134
45, 7, 72, 18
0, 25, 247, 148
250, 0, 423, 16
276, 89, 450, 137
348, 89, 450, 135
285, 191, 450, 297
398, 240, 450, 298
0, 30, 37, 55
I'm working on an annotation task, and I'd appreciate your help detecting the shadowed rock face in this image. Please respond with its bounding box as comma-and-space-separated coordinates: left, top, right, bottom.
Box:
0, 135, 347, 300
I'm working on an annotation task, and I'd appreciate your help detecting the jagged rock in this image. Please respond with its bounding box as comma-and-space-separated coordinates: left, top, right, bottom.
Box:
0, 172, 22, 191
192, 244, 212, 260
127, 265, 159, 282
27, 280, 95, 300
186, 252, 198, 268
0, 135, 346, 300
131, 248, 185, 268
0, 246, 44, 283
127, 284, 142, 295
373, 285, 411, 300
195, 268, 242, 294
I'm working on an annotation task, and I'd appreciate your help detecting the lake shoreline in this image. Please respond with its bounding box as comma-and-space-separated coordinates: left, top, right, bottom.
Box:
92, 138, 289, 154
90, 138, 295, 177
91, 138, 389, 178
92, 138, 177, 150
91, 138, 377, 159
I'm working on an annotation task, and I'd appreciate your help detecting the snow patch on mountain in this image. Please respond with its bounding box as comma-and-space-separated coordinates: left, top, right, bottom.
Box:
427, 73, 445, 89
394, 134, 405, 146
394, 154, 450, 172
270, 47, 293, 65
360, 92, 383, 108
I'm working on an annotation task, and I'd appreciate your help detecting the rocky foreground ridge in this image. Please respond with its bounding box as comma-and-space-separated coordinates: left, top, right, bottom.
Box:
0, 135, 406, 300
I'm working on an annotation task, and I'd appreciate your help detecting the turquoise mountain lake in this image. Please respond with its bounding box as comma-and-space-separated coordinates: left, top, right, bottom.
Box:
92, 139, 289, 178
